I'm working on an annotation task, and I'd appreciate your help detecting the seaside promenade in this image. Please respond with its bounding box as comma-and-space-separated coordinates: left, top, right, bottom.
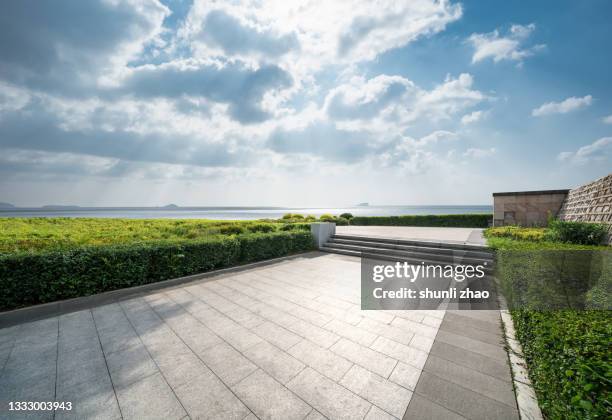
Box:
0, 228, 519, 420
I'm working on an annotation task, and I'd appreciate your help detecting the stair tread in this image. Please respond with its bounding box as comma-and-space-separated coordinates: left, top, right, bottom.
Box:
331, 234, 490, 252
327, 238, 493, 258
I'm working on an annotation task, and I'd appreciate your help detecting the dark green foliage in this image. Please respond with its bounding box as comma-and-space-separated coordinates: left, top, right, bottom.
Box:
246, 223, 276, 233
350, 214, 492, 228
512, 309, 611, 419
0, 231, 314, 311
339, 213, 354, 219
546, 220, 608, 245
280, 223, 311, 231
335, 217, 349, 226
217, 225, 247, 235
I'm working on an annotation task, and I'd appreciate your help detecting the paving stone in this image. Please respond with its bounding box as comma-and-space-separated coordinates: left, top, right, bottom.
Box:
403, 394, 466, 420
390, 317, 438, 339
56, 347, 110, 393
214, 324, 264, 352
55, 374, 121, 420
429, 340, 511, 382
435, 330, 507, 361
415, 372, 519, 420
324, 319, 378, 346
251, 321, 301, 350
287, 367, 371, 420
284, 319, 340, 349
304, 409, 327, 420
389, 362, 422, 391
173, 369, 250, 420
409, 335, 435, 353
340, 365, 412, 418
357, 317, 414, 346
424, 355, 516, 408
153, 351, 211, 389
243, 341, 305, 384
365, 405, 397, 420
287, 339, 352, 382
330, 338, 397, 378
199, 342, 257, 386
234, 369, 312, 420
105, 345, 159, 389
371, 336, 428, 370
115, 372, 187, 420
439, 316, 503, 346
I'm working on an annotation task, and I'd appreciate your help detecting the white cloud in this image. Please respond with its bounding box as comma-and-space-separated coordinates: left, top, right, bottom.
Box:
463, 147, 496, 158
557, 137, 612, 164
461, 110, 487, 124
602, 115, 612, 124
532, 95, 592, 117
468, 23, 545, 65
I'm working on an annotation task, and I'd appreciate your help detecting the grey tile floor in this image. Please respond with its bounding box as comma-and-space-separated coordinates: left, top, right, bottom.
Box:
0, 253, 518, 420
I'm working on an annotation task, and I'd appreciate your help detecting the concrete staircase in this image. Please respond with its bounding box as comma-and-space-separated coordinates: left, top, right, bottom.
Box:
321, 234, 495, 272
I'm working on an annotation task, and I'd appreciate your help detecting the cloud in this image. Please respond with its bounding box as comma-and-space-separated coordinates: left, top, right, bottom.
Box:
558, 137, 612, 164
461, 110, 487, 124
198, 10, 298, 58
324, 73, 486, 126
602, 115, 612, 124
468, 23, 545, 65
0, 0, 169, 94
117, 60, 293, 123
463, 147, 496, 158
532, 95, 592, 117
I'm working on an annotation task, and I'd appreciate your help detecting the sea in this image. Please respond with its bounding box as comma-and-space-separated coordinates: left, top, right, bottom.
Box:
0, 205, 492, 220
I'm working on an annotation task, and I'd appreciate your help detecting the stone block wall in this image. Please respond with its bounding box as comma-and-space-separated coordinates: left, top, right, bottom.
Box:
493, 190, 569, 227
557, 174, 612, 244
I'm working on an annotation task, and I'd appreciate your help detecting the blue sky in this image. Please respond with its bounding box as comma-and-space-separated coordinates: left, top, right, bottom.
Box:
0, 0, 610, 206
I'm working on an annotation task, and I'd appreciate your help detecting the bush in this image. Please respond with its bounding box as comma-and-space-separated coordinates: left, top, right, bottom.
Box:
0, 231, 315, 311
217, 225, 246, 235
512, 309, 611, 419
485, 226, 546, 242
350, 214, 491, 228
246, 223, 276, 233
546, 220, 607, 245
319, 214, 335, 222
280, 223, 311, 231
335, 217, 349, 226
340, 213, 354, 219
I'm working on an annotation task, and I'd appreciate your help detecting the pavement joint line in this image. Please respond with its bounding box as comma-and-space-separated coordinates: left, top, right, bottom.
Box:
145, 294, 259, 420
91, 308, 125, 420
52, 317, 60, 420
118, 300, 190, 418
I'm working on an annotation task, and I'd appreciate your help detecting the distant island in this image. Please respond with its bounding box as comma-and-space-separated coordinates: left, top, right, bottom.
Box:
41, 205, 82, 210
162, 204, 180, 209
356, 203, 369, 207
0, 202, 15, 208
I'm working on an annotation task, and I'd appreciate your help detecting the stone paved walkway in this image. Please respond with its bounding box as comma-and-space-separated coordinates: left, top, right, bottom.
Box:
0, 253, 518, 420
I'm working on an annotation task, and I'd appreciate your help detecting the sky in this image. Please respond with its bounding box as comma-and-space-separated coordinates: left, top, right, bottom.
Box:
0, 0, 611, 207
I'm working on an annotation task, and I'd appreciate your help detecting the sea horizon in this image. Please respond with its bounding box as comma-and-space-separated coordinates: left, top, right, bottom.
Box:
0, 205, 493, 220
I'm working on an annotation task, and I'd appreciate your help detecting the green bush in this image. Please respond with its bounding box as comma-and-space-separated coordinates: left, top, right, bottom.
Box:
246, 223, 276, 233
546, 220, 607, 245
217, 224, 246, 235
512, 309, 611, 419
335, 217, 349, 226
350, 214, 491, 228
280, 223, 311, 231
0, 231, 314, 311
319, 214, 335, 222
340, 213, 354, 219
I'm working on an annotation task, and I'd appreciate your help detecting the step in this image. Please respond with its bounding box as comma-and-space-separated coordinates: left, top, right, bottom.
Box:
327, 238, 493, 260
323, 242, 493, 265
331, 234, 490, 253
320, 246, 494, 273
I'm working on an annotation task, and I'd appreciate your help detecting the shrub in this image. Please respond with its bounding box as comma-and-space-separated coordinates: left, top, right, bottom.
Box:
0, 231, 315, 311
350, 214, 491, 228
217, 225, 246, 235
546, 220, 607, 245
319, 214, 335, 222
340, 213, 354, 219
246, 223, 276, 233
335, 217, 349, 226
281, 213, 294, 219
485, 226, 546, 242
512, 309, 611, 419
280, 223, 311, 231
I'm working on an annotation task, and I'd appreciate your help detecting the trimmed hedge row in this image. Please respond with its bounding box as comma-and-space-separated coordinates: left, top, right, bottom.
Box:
0, 231, 314, 311
512, 309, 611, 419
350, 214, 492, 228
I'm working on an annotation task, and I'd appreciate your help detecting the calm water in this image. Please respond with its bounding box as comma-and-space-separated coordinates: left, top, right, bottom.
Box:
0, 206, 492, 220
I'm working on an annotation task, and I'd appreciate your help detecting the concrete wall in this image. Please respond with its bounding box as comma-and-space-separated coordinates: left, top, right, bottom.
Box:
310, 222, 335, 248
493, 190, 569, 227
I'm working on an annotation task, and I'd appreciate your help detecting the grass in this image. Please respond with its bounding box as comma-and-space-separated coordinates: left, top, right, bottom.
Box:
487, 226, 611, 419
0, 218, 285, 254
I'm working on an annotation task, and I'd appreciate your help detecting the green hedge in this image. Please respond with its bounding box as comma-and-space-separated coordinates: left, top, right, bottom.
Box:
512, 310, 611, 419
0, 231, 314, 311
350, 214, 492, 228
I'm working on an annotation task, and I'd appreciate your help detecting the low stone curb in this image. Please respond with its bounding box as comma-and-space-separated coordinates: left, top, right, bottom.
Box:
0, 251, 321, 328
497, 295, 544, 420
